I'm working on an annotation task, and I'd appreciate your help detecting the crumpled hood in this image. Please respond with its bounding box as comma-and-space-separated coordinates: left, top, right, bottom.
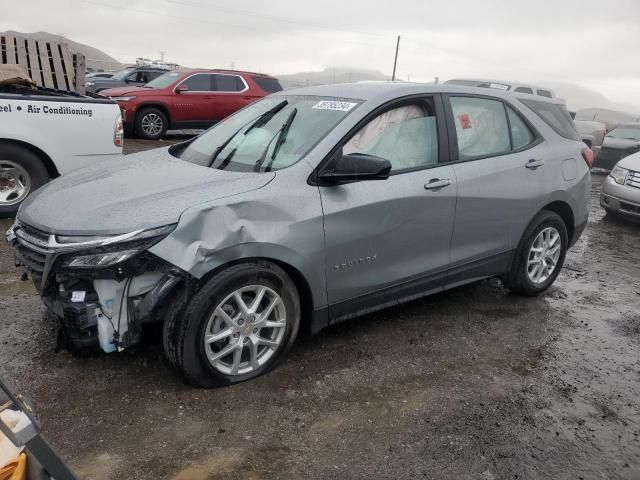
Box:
18, 148, 275, 235
99, 86, 149, 97
602, 136, 640, 151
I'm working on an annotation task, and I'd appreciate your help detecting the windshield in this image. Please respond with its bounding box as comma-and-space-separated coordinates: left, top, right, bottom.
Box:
111, 68, 135, 80
606, 126, 640, 141
178, 95, 361, 172
145, 71, 182, 88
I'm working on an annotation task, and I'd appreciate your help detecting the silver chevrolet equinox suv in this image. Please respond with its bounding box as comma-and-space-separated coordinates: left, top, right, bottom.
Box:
7, 83, 592, 387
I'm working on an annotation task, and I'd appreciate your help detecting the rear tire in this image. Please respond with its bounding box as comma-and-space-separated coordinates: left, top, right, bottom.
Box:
0, 144, 49, 217
136, 107, 168, 140
502, 210, 568, 296
163, 261, 300, 388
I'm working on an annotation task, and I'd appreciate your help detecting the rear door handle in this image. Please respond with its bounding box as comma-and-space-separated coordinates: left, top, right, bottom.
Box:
424, 178, 452, 190
525, 159, 545, 169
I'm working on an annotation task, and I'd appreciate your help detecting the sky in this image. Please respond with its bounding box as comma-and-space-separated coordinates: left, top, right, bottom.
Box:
4, 0, 640, 109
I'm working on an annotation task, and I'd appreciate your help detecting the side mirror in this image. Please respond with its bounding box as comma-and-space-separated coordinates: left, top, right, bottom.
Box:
319, 152, 391, 185
175, 84, 189, 94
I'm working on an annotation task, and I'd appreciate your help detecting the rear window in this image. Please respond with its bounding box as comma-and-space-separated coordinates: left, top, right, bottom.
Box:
520, 99, 581, 141
252, 76, 283, 93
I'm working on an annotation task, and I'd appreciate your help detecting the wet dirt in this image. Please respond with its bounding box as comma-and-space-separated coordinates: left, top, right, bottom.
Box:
1, 142, 639, 479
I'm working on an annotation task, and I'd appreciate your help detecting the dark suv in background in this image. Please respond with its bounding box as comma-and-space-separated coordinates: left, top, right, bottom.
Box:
86, 66, 170, 94
100, 69, 283, 139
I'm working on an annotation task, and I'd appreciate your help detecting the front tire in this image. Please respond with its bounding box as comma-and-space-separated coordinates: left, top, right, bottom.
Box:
163, 261, 300, 388
0, 144, 49, 217
136, 108, 168, 140
502, 210, 568, 296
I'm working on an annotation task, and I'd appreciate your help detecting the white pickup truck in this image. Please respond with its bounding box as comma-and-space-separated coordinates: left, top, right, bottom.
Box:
0, 84, 123, 216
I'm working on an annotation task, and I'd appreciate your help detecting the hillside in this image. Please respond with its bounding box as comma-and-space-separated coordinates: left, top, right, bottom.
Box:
538, 81, 640, 116
1, 31, 123, 72
277, 67, 389, 89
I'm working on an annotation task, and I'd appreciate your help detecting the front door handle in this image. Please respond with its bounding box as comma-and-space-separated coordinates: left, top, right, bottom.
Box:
424, 178, 452, 190
525, 159, 545, 169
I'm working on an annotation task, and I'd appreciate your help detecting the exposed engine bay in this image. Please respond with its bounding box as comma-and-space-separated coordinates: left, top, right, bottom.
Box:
7, 221, 183, 352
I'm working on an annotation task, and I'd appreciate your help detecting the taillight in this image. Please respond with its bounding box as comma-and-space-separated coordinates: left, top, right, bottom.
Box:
114, 114, 124, 148
581, 147, 594, 169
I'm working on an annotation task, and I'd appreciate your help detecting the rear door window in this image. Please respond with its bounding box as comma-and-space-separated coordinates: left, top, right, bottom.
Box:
520, 99, 580, 141
536, 90, 553, 98
213, 74, 245, 92
514, 87, 533, 95
449, 96, 511, 159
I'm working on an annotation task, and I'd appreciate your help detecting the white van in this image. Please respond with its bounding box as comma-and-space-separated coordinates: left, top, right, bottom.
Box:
444, 78, 556, 99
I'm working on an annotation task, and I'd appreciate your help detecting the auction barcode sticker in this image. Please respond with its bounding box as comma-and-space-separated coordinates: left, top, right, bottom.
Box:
71, 291, 86, 302
312, 101, 357, 111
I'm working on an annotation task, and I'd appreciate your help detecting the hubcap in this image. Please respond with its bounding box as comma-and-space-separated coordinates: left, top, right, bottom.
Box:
141, 113, 163, 136
203, 285, 287, 376
0, 160, 31, 206
527, 227, 561, 284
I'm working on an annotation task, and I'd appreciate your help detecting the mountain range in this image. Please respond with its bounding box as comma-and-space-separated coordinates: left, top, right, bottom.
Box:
2, 32, 637, 116
1, 30, 123, 72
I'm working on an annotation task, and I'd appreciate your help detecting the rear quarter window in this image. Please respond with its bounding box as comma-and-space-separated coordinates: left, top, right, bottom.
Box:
252, 76, 283, 93
520, 99, 581, 141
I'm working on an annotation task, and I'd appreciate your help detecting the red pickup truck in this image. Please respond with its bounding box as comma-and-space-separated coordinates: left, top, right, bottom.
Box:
100, 69, 283, 139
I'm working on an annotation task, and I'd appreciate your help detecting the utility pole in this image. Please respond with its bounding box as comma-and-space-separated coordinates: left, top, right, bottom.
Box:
391, 35, 400, 81
159, 51, 165, 61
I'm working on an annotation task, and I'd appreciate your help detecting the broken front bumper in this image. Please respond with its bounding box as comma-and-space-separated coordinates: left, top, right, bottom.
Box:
7, 221, 183, 352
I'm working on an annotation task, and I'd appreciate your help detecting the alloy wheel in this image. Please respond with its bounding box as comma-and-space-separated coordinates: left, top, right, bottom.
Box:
0, 160, 31, 206
141, 113, 163, 136
527, 227, 561, 284
203, 285, 287, 376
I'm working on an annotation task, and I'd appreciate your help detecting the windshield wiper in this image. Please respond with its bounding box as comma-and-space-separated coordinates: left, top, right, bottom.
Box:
207, 100, 289, 168
268, 108, 298, 165
207, 127, 244, 167
252, 108, 298, 173
244, 100, 288, 135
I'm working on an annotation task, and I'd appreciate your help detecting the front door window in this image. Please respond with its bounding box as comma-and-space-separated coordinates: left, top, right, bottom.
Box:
344, 103, 439, 172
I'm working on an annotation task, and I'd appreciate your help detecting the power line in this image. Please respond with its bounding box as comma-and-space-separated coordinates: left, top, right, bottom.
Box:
79, 0, 394, 50
157, 0, 393, 40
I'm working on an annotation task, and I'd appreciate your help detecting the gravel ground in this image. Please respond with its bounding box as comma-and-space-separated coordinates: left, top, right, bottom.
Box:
1, 139, 639, 479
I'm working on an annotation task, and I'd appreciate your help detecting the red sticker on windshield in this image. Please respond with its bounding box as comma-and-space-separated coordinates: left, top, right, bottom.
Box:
459, 114, 472, 129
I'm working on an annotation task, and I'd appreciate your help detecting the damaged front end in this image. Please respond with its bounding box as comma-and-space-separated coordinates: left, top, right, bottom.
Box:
6, 221, 184, 352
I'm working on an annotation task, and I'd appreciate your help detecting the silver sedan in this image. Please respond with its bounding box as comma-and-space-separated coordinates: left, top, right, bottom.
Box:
601, 151, 640, 219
